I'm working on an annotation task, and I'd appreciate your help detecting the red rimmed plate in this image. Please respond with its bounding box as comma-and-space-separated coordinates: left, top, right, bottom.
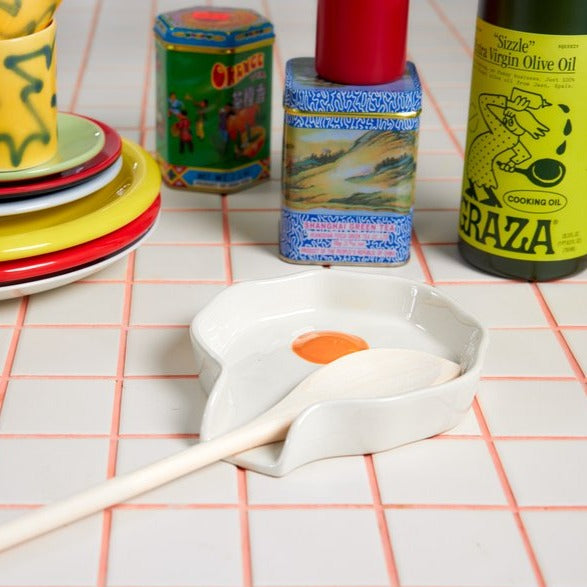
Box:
0, 117, 122, 199
0, 195, 160, 285
0, 224, 157, 301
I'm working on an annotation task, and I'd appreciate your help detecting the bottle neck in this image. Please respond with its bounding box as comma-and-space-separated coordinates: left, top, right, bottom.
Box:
478, 0, 587, 34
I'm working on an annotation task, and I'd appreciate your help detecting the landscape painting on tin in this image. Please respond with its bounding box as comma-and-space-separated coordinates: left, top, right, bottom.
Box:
283, 128, 417, 212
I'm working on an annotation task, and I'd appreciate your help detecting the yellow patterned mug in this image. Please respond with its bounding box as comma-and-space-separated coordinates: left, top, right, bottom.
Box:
0, 19, 57, 171
0, 0, 61, 40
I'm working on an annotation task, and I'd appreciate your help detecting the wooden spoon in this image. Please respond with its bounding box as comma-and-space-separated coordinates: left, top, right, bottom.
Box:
0, 348, 460, 552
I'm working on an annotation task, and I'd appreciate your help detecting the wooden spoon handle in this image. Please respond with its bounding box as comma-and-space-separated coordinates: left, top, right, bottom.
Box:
0, 414, 288, 552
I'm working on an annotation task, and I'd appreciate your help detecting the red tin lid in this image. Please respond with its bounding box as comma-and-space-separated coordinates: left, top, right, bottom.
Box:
315, 0, 409, 85
154, 6, 274, 50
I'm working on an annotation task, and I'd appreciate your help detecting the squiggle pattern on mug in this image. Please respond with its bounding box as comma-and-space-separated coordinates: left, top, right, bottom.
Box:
2, 3, 60, 37
0, 41, 55, 167
0, 1, 22, 17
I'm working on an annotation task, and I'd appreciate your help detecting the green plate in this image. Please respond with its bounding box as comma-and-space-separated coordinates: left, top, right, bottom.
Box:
0, 113, 105, 182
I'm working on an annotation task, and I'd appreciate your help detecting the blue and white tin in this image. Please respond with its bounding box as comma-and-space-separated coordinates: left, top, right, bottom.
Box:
280, 57, 422, 266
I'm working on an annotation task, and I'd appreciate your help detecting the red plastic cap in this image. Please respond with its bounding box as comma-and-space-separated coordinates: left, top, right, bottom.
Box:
315, 0, 409, 85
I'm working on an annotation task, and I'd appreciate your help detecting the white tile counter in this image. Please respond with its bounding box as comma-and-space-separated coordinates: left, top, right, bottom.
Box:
0, 1, 586, 585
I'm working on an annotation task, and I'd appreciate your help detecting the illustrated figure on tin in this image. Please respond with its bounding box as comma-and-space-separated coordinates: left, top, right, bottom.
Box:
184, 96, 210, 140
227, 104, 265, 158
465, 88, 550, 207
175, 109, 194, 154
195, 99, 208, 140
219, 102, 236, 154
167, 92, 184, 117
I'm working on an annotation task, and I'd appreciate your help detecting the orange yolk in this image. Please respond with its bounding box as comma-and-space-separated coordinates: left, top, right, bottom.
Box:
292, 330, 369, 364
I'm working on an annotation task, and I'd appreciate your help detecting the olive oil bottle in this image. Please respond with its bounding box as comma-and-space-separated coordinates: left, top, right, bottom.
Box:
458, 0, 587, 280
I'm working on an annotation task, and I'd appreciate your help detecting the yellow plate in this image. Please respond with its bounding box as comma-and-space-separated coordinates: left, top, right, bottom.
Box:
0, 139, 161, 261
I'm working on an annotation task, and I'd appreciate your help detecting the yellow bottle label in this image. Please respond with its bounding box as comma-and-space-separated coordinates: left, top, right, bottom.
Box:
459, 19, 587, 261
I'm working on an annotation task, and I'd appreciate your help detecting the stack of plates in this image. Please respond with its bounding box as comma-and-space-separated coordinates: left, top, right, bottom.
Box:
0, 113, 161, 300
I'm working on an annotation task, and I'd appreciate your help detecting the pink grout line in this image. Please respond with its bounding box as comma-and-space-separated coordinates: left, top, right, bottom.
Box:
2, 500, 586, 513
138, 7, 156, 148
488, 325, 586, 331
419, 148, 461, 155
10, 323, 161, 329
5, 374, 198, 381
10, 324, 190, 331
482, 375, 583, 382
260, 0, 285, 90
0, 433, 201, 440
364, 455, 401, 587
410, 231, 435, 285
0, 298, 29, 415
531, 284, 587, 394
96, 0, 158, 582
415, 69, 465, 158
3, 431, 584, 442
116, 432, 200, 440
68, 0, 105, 113
418, 240, 458, 246
237, 469, 254, 587
416, 176, 462, 182
139, 241, 279, 247
129, 278, 228, 284
15, 323, 191, 330
10, 584, 384, 587
159, 206, 229, 212
96, 250, 137, 587
6, 368, 581, 383
472, 400, 548, 587
473, 434, 587, 442
413, 207, 460, 212
221, 196, 234, 285
427, 0, 474, 58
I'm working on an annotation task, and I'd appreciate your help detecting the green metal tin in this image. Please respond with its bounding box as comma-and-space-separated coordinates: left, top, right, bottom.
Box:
154, 7, 274, 193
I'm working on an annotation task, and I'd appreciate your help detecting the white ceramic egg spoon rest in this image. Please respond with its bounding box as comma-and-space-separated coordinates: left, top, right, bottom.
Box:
0, 348, 460, 552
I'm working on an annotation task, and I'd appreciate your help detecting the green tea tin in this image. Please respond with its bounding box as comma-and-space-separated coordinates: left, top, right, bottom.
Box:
154, 7, 274, 193
280, 57, 421, 266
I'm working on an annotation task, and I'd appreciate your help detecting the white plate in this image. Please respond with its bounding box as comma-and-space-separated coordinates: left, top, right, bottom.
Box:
0, 223, 155, 300
0, 157, 123, 216
191, 270, 488, 476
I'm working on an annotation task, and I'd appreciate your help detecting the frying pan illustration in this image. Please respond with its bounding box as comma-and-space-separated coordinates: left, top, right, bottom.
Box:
499, 158, 566, 187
